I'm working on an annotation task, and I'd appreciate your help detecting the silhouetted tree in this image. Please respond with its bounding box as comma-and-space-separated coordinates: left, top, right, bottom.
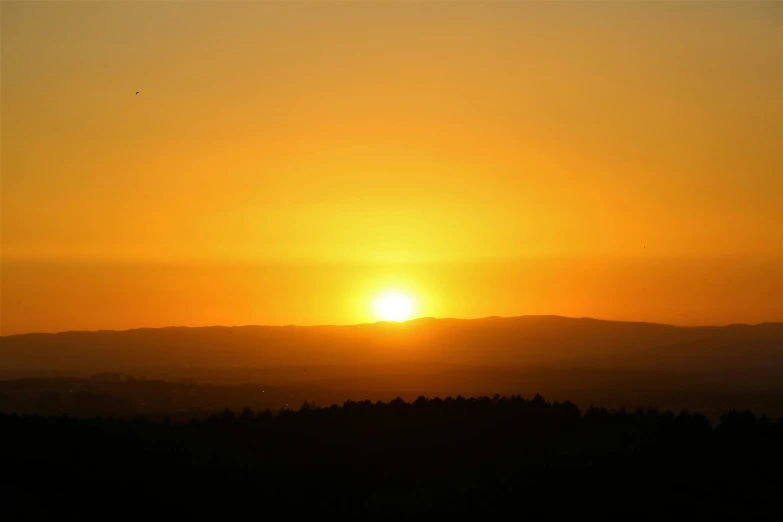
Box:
2, 395, 782, 521
239, 407, 255, 422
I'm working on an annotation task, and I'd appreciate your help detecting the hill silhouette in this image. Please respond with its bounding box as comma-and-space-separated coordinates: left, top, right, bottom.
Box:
2, 315, 781, 419
2, 315, 780, 375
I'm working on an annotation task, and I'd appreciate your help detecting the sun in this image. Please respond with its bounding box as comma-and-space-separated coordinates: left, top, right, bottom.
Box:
371, 290, 416, 322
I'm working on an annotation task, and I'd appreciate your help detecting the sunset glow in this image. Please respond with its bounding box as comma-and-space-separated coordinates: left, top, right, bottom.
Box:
0, 1, 780, 335
371, 291, 416, 322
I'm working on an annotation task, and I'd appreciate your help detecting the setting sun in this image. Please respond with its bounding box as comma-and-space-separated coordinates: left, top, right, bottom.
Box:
371, 291, 416, 322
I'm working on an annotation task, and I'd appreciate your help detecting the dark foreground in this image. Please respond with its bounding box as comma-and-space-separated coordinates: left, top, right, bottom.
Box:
3, 395, 782, 521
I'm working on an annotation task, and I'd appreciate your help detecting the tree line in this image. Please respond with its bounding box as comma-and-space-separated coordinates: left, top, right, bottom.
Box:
2, 394, 782, 521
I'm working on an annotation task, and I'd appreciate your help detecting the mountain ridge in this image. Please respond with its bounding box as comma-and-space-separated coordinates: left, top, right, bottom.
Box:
1, 315, 780, 381
3, 314, 781, 338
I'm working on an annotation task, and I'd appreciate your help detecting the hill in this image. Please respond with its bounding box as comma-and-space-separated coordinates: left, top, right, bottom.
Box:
1, 316, 782, 419
1, 315, 780, 377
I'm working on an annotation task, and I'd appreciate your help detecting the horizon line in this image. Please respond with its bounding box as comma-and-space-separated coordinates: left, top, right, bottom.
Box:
3, 314, 782, 339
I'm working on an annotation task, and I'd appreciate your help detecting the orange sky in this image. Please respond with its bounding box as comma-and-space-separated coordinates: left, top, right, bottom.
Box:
1, 2, 781, 334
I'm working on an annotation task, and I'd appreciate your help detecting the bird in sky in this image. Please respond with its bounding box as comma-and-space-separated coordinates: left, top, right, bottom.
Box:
135, 91, 139, 95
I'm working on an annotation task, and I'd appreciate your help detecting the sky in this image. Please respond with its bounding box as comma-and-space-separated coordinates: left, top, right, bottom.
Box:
1, 1, 781, 334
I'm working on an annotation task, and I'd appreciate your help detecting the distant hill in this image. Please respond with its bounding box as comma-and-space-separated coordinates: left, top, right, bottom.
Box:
1, 315, 780, 378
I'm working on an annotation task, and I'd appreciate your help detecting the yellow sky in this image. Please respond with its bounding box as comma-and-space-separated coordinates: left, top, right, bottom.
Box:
1, 2, 781, 334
